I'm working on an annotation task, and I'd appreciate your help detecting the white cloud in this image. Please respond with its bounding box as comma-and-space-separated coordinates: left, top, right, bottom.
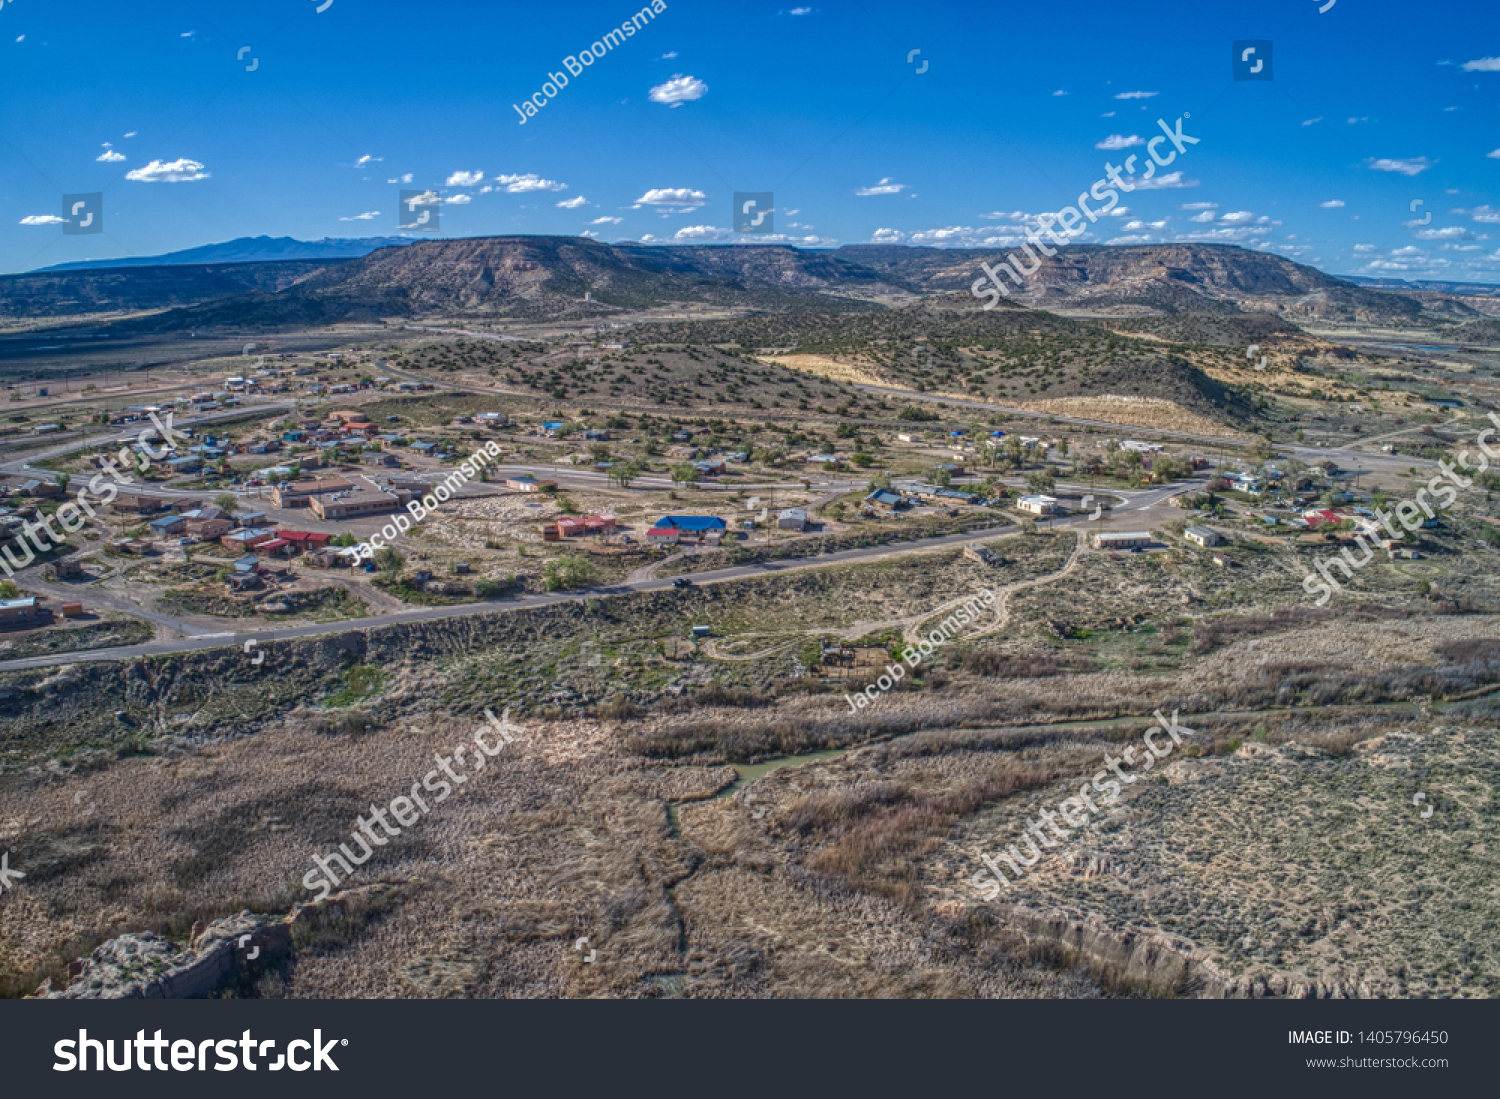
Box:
786, 6, 813, 13
356, 155, 382, 167
870, 228, 905, 243
1488, 148, 1500, 160
1175, 226, 1272, 243
1107, 234, 1154, 244
855, 177, 906, 196
1123, 219, 1168, 231
1460, 57, 1500, 71
495, 173, 566, 192
1115, 91, 1157, 99
1347, 117, 1370, 124
96, 149, 125, 162
16, 35, 24, 42
443, 194, 471, 205
1353, 244, 1376, 252
1413, 226, 1472, 240
1390, 246, 1426, 257
1302, 117, 1322, 126
658, 51, 678, 60
590, 216, 623, 224
1463, 205, 1500, 223
1095, 134, 1144, 150
1188, 211, 1216, 223
446, 169, 484, 187
978, 210, 1028, 221
1218, 211, 1256, 224
339, 211, 380, 221
635, 187, 707, 206
556, 196, 588, 209
123, 131, 137, 138
19, 215, 65, 225
1366, 157, 1431, 176
1052, 89, 1067, 96
656, 224, 834, 245
387, 172, 414, 185
1442, 243, 1484, 251
125, 158, 209, 182
1318, 200, 1345, 208
1131, 171, 1196, 190
1101, 110, 1116, 117
649, 74, 708, 107
1178, 202, 1217, 210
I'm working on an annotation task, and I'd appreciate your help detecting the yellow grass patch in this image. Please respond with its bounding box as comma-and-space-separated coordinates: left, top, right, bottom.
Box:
755, 354, 889, 388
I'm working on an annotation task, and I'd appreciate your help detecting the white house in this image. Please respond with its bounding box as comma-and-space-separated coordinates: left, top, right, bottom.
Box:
1016, 494, 1059, 516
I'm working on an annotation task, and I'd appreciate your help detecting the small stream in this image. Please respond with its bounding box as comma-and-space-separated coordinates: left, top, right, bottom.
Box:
656, 748, 850, 995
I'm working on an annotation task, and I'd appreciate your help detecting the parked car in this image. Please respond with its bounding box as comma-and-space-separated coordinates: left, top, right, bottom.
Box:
671, 578, 693, 589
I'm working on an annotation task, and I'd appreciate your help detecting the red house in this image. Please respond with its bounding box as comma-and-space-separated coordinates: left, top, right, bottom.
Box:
583, 514, 616, 535
646, 527, 680, 545
253, 537, 292, 557
280, 531, 333, 552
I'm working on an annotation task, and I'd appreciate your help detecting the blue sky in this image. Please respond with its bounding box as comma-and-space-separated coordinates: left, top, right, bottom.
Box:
2, 0, 1498, 282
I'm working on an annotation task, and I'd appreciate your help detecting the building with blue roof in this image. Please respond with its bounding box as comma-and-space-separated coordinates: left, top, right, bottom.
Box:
655, 515, 727, 531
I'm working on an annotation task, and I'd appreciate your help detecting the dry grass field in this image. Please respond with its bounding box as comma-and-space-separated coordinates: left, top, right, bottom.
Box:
2, 515, 1497, 999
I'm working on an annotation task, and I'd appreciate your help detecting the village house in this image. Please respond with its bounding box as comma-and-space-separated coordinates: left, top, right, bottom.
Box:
1016, 494, 1060, 516
0, 596, 48, 629
1093, 530, 1154, 550
221, 528, 277, 552
778, 507, 808, 531
1184, 526, 1222, 548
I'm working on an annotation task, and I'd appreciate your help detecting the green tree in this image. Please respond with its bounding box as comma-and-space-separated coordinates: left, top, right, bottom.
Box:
544, 553, 598, 591
1025, 468, 1056, 494
373, 546, 405, 579
214, 493, 239, 514
0, 580, 18, 598
609, 458, 645, 489
670, 463, 701, 486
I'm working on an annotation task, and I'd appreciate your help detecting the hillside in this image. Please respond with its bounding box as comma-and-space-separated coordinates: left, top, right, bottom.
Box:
0, 260, 338, 321
119, 238, 902, 331
836, 243, 1430, 324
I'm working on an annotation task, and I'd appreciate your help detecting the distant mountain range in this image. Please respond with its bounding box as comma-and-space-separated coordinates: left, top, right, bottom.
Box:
1338, 274, 1500, 297
1, 235, 1479, 332
35, 235, 414, 273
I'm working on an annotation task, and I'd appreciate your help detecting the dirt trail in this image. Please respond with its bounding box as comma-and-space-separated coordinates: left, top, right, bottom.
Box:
702, 531, 1086, 661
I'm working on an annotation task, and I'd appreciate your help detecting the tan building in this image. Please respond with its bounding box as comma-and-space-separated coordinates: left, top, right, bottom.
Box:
309, 488, 404, 520
270, 476, 353, 508
1093, 530, 1153, 550
1184, 526, 1222, 548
